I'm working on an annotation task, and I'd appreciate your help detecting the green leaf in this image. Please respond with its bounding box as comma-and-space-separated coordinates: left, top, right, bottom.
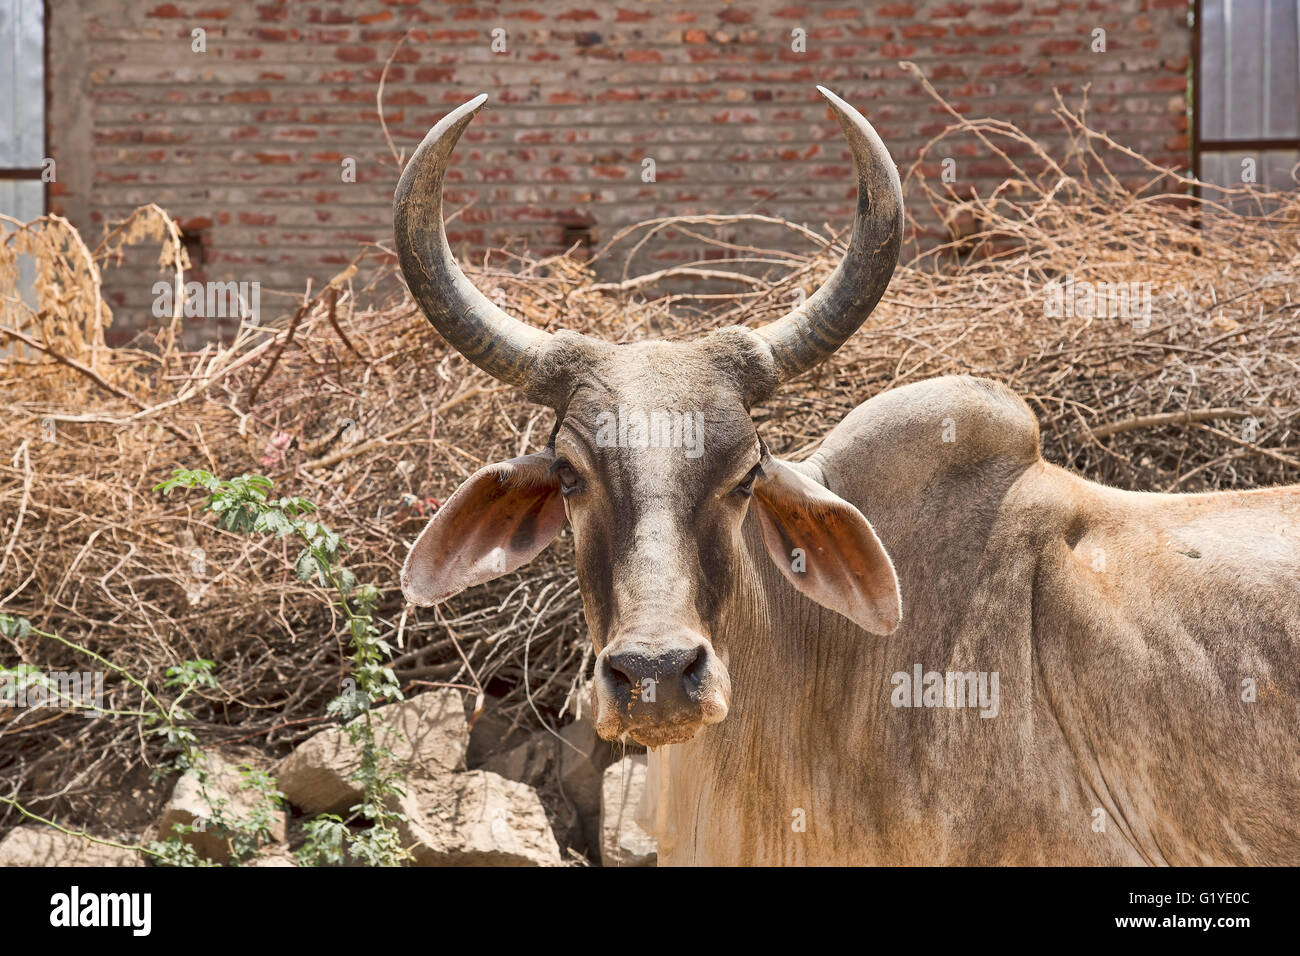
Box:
294, 549, 315, 583
337, 568, 357, 596
322, 529, 341, 558
254, 510, 294, 537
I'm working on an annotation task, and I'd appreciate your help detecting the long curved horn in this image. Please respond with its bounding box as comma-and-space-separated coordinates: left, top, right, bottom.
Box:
394, 94, 552, 389
755, 87, 903, 382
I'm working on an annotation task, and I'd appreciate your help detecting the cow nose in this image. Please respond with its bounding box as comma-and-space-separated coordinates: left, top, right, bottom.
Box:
594, 635, 730, 745
605, 645, 705, 697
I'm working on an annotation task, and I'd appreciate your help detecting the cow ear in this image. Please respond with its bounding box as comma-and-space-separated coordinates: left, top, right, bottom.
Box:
751, 458, 901, 635
401, 453, 567, 606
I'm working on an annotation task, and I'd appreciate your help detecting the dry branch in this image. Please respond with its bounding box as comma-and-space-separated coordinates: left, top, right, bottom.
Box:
2, 83, 1298, 837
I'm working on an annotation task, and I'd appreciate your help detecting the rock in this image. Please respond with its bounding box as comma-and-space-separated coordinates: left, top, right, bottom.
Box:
465, 695, 531, 768
394, 770, 563, 867
247, 847, 297, 867
600, 756, 657, 867
277, 690, 561, 865
480, 716, 615, 856
278, 689, 468, 815
0, 827, 144, 867
557, 719, 614, 849
480, 732, 551, 788
157, 755, 287, 865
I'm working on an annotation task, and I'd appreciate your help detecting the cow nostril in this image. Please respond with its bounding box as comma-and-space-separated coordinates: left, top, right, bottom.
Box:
604, 644, 712, 705
682, 646, 706, 689
605, 658, 635, 689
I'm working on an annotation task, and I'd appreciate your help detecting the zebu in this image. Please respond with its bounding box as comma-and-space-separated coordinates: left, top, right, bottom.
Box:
394, 90, 1300, 865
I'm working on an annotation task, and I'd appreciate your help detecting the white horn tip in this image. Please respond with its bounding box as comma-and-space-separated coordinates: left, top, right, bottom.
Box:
815, 86, 861, 121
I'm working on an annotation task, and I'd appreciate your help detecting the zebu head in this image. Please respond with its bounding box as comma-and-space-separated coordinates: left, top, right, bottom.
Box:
396, 89, 903, 747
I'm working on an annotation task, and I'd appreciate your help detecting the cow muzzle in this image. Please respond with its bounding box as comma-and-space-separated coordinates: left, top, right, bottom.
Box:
593, 632, 730, 747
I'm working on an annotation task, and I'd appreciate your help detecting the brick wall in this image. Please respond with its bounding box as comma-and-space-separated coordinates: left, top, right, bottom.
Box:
46, 0, 1191, 342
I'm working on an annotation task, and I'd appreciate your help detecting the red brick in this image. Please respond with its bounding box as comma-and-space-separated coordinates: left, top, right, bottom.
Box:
1037, 38, 1081, 54
60, 0, 1196, 336
979, 61, 1027, 76
880, 42, 919, 57
902, 23, 947, 38
334, 46, 377, 63
225, 90, 272, 104
719, 8, 753, 23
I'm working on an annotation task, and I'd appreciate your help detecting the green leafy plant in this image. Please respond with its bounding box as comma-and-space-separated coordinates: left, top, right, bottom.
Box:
2, 470, 412, 866
156, 469, 411, 865
0, 612, 280, 866
296, 814, 348, 867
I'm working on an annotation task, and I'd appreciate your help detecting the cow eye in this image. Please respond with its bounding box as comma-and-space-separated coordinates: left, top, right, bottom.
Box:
732, 463, 764, 497
550, 459, 585, 497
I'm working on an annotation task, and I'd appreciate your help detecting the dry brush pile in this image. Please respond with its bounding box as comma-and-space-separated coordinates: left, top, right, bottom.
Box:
2, 86, 1298, 836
